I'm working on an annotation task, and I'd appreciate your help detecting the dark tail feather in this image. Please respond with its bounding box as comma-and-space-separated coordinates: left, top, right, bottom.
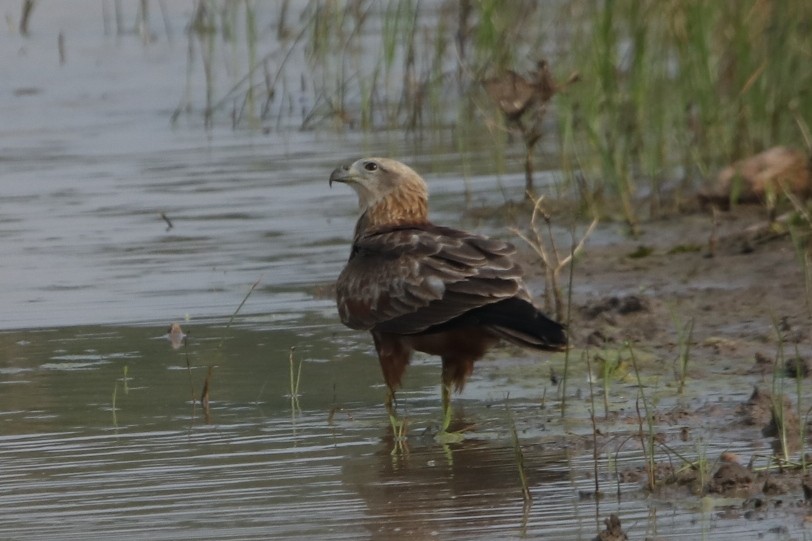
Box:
474, 297, 567, 351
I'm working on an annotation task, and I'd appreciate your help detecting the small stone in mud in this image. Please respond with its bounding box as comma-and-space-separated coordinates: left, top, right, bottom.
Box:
762, 395, 801, 453
737, 386, 776, 426
742, 496, 765, 509
577, 490, 604, 500
627, 245, 654, 259
784, 356, 810, 378
586, 329, 610, 346
708, 462, 755, 497
719, 451, 740, 463
801, 474, 812, 501
763, 476, 791, 495
617, 469, 643, 483
748, 352, 773, 375
616, 296, 648, 314
581, 295, 650, 318
593, 514, 627, 541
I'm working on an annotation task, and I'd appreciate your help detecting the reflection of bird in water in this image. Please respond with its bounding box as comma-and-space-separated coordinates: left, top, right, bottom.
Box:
330, 158, 566, 432
341, 438, 569, 540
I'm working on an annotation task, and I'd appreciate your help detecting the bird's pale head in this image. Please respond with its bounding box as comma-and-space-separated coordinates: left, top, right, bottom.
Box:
330, 157, 429, 231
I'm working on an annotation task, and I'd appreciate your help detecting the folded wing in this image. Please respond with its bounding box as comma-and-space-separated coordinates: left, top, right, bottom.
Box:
336, 224, 530, 334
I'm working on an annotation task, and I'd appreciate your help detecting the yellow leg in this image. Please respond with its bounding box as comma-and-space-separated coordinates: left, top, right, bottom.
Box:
441, 378, 453, 433
385, 387, 409, 456
386, 387, 405, 436
440, 360, 458, 433
436, 360, 466, 444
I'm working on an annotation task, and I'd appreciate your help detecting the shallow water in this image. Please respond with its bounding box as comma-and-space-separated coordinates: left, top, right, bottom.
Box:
0, 323, 794, 541
1, 322, 804, 540
0, 2, 808, 540
0, 2, 534, 331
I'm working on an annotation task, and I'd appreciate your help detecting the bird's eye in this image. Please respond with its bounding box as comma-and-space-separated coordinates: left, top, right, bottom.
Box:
364, 162, 378, 172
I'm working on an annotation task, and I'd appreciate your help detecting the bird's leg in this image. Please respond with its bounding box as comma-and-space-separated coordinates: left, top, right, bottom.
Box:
385, 385, 396, 414
372, 332, 410, 439
385, 386, 405, 437
435, 358, 469, 444
440, 361, 454, 433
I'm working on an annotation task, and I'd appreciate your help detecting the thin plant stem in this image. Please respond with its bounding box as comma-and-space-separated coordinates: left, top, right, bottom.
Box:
586, 356, 601, 506
289, 346, 302, 414
112, 380, 118, 429
770, 315, 789, 464
505, 399, 532, 503
629, 342, 656, 490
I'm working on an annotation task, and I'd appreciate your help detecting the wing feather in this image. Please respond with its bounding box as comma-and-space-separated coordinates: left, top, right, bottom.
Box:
336, 224, 530, 333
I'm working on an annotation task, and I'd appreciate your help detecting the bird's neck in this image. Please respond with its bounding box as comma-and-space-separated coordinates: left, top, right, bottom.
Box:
354, 191, 428, 238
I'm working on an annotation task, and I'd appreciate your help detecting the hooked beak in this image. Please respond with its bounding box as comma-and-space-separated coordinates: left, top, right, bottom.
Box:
329, 164, 354, 187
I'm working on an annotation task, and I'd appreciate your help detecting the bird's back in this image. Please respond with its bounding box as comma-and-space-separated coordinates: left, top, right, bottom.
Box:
336, 222, 565, 350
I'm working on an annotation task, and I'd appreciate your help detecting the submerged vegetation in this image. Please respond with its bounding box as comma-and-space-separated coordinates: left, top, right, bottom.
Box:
166, 0, 811, 224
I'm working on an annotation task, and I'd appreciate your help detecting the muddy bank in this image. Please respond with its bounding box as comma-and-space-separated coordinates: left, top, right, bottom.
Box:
561, 206, 809, 369
513, 204, 812, 530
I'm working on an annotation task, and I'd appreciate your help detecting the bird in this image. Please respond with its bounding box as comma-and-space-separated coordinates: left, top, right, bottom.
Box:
330, 157, 567, 433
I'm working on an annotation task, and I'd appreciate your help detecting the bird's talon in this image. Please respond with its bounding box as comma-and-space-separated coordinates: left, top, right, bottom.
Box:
389, 414, 407, 438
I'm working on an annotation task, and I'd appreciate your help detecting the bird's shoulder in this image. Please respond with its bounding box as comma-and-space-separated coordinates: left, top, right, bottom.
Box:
351, 222, 517, 261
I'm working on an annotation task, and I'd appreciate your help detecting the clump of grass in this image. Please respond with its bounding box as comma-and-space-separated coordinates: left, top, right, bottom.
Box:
669, 310, 695, 394
559, 0, 812, 225
593, 349, 630, 418
678, 440, 712, 495
755, 317, 812, 469
162, 1, 811, 212
174, 2, 525, 134
766, 316, 808, 464
628, 342, 657, 491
